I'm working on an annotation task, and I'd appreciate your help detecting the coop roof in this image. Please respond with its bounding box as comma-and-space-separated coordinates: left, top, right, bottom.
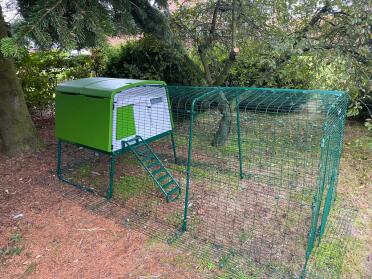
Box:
56, 77, 166, 98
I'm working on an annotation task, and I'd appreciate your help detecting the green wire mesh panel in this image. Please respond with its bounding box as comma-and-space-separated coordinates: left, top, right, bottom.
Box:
167, 86, 348, 277
57, 141, 112, 197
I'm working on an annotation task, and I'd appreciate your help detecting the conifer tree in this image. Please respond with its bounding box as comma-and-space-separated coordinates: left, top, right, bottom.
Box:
0, 0, 171, 155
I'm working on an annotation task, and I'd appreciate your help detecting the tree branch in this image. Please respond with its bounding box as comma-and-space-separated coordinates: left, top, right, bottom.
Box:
198, 45, 214, 85
293, 3, 333, 48
210, 0, 220, 36
26, 0, 63, 35
198, 0, 222, 85
213, 0, 239, 85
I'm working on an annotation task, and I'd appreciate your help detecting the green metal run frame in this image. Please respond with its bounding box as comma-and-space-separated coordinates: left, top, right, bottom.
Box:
56, 130, 178, 199
173, 86, 349, 278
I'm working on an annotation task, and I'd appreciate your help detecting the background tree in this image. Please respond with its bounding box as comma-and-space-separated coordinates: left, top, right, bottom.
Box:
171, 0, 371, 144
0, 5, 39, 155
0, 0, 172, 155
1, 0, 370, 155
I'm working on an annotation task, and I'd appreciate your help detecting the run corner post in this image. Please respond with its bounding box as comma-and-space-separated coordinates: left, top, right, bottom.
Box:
182, 99, 197, 232
236, 94, 243, 179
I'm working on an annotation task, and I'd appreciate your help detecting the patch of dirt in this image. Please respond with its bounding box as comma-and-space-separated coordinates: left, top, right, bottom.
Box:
0, 118, 201, 279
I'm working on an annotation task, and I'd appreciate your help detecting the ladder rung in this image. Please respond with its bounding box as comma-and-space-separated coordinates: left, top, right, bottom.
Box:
135, 142, 146, 148
162, 180, 175, 190
136, 153, 147, 159
158, 174, 169, 183
142, 156, 154, 163
167, 186, 181, 197
136, 148, 151, 155
152, 168, 164, 176
147, 162, 159, 169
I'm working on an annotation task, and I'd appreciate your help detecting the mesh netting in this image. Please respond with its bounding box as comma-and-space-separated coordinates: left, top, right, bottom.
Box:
57, 85, 348, 278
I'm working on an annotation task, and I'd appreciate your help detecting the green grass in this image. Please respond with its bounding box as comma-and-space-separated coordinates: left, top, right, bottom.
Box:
0, 234, 24, 261
115, 174, 153, 200
306, 121, 372, 278
165, 211, 182, 227
5, 246, 23, 256
311, 239, 349, 278
10, 233, 23, 244
23, 262, 37, 277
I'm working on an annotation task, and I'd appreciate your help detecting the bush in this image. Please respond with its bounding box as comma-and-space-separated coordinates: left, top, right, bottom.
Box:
105, 35, 204, 85
228, 40, 371, 126
228, 40, 313, 89
16, 49, 106, 112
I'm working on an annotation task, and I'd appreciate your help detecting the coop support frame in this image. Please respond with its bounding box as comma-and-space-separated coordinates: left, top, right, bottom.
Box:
56, 130, 178, 200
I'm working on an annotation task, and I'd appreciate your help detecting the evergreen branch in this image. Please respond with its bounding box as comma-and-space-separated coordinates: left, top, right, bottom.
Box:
26, 0, 64, 35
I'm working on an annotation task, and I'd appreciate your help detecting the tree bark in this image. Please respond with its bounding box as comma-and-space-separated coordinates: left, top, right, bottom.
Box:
0, 7, 39, 156
211, 92, 236, 146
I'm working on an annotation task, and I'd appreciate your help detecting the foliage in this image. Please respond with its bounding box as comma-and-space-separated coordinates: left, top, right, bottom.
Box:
171, 0, 371, 123
14, 0, 170, 50
105, 35, 204, 85
15, 50, 106, 111
307, 51, 371, 123
229, 39, 371, 119
171, 0, 259, 85
6, 0, 371, 123
228, 39, 313, 88
0, 37, 27, 58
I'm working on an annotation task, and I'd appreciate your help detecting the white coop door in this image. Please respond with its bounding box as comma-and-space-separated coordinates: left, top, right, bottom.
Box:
147, 95, 172, 138
112, 86, 172, 151
133, 99, 152, 140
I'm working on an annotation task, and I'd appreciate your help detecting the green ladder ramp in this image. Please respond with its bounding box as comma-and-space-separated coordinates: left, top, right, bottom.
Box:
122, 135, 181, 202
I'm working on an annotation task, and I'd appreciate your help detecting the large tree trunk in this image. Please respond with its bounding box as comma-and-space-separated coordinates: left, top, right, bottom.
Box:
0, 8, 39, 156
211, 96, 232, 146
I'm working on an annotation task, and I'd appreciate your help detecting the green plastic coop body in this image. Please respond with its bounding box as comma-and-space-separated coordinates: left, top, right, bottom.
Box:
55, 77, 172, 153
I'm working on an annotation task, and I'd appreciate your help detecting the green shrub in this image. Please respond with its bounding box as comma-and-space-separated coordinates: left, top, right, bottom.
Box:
229, 39, 371, 125
228, 40, 313, 89
105, 35, 204, 85
15, 49, 106, 112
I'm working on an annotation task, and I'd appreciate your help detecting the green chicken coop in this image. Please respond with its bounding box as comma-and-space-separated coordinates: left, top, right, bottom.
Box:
56, 78, 350, 278
56, 77, 181, 202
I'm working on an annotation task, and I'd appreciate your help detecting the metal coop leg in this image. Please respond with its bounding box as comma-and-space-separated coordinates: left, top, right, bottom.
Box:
107, 154, 116, 199
170, 131, 178, 164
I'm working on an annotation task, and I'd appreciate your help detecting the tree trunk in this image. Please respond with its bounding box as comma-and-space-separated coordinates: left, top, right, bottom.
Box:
211, 92, 236, 147
0, 8, 39, 156
212, 100, 232, 146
